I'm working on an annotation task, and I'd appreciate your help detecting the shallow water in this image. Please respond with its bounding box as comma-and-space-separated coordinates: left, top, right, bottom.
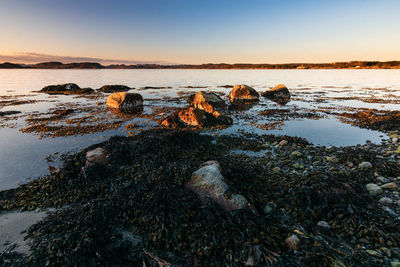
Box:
0, 69, 399, 190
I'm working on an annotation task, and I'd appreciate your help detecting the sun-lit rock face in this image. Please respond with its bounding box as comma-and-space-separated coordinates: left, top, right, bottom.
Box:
229, 84, 259, 103
106, 92, 143, 113
178, 107, 207, 127
192, 91, 226, 117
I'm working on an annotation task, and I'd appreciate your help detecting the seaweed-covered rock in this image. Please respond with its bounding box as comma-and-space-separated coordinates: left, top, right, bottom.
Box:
262, 84, 291, 99
185, 161, 250, 211
99, 85, 132, 93
192, 91, 226, 116
229, 84, 259, 103
106, 92, 143, 113
161, 107, 232, 128
40, 83, 94, 95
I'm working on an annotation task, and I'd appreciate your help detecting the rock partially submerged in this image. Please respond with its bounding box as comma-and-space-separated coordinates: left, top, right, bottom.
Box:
40, 83, 94, 95
229, 84, 259, 103
0, 110, 21, 116
185, 161, 250, 211
99, 85, 132, 93
106, 92, 143, 113
161, 107, 232, 128
191, 91, 226, 116
262, 84, 291, 104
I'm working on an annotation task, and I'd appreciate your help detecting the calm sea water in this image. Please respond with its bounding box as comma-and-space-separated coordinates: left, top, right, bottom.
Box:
0, 69, 399, 190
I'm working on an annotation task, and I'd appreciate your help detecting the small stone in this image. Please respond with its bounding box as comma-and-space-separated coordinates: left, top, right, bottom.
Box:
285, 234, 300, 250
291, 151, 303, 157
85, 147, 109, 168
326, 156, 339, 163
272, 167, 280, 173
366, 183, 383, 196
377, 176, 390, 183
279, 140, 288, 146
317, 221, 330, 230
381, 182, 398, 189
263, 202, 275, 215
359, 161, 372, 170
365, 249, 383, 258
379, 197, 393, 206
392, 137, 398, 144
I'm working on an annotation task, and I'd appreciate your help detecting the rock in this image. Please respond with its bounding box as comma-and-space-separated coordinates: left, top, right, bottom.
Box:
263, 202, 276, 215
99, 85, 131, 93
377, 176, 390, 183
185, 161, 250, 211
391, 262, 400, 267
85, 147, 109, 168
229, 84, 259, 103
317, 221, 331, 230
326, 156, 339, 163
291, 151, 303, 157
392, 137, 398, 144
285, 234, 300, 250
178, 107, 207, 127
278, 140, 288, 146
365, 249, 383, 258
381, 182, 398, 189
379, 197, 393, 206
366, 183, 383, 196
272, 167, 280, 173
161, 107, 232, 128
191, 91, 226, 116
40, 83, 94, 95
262, 84, 291, 99
359, 161, 372, 170
106, 92, 143, 113
0, 110, 21, 116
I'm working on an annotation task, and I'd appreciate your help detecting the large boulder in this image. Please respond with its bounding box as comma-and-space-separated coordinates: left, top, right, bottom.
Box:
262, 84, 291, 99
161, 107, 232, 128
229, 84, 259, 103
185, 161, 250, 211
99, 85, 131, 93
192, 91, 226, 117
106, 92, 143, 113
40, 83, 94, 95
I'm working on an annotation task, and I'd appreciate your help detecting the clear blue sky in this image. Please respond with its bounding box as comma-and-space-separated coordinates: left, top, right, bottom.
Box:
0, 0, 399, 64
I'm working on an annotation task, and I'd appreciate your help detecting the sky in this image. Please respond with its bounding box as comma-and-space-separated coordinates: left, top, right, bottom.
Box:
0, 0, 399, 64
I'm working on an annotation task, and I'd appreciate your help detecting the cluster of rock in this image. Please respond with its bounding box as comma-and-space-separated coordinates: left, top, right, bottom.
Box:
40, 83, 95, 95
162, 91, 233, 128
39, 83, 133, 95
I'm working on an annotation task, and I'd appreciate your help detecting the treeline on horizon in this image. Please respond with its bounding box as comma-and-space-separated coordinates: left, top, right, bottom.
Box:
1, 61, 400, 69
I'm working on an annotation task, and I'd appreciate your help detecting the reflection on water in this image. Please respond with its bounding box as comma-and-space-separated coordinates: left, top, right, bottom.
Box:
0, 69, 399, 189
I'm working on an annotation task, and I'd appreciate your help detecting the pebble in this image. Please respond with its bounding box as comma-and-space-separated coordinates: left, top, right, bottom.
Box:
279, 140, 288, 146
366, 249, 383, 258
379, 197, 393, 206
381, 182, 398, 189
393, 137, 398, 144
377, 176, 390, 183
291, 151, 303, 157
359, 161, 372, 170
272, 167, 280, 173
326, 156, 339, 163
285, 234, 300, 250
382, 206, 397, 217
317, 221, 330, 230
366, 183, 383, 196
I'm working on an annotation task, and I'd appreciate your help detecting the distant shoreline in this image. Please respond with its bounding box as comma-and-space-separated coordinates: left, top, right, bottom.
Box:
1, 61, 400, 70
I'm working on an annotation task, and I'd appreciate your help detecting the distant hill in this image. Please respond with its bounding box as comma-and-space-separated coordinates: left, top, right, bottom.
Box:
1, 61, 400, 69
